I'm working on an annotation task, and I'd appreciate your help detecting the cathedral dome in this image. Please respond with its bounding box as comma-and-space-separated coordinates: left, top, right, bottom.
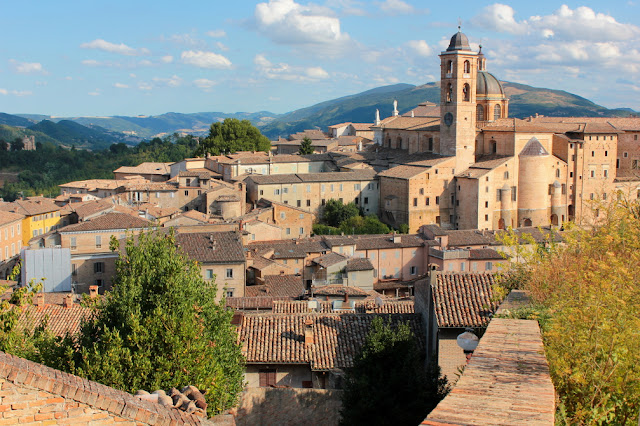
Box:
477, 71, 505, 98
446, 31, 471, 51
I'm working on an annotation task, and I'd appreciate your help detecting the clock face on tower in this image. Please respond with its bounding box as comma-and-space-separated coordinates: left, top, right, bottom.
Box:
444, 112, 453, 126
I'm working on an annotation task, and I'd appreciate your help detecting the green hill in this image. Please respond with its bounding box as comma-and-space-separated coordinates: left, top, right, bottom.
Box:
27, 120, 129, 150
0, 113, 36, 128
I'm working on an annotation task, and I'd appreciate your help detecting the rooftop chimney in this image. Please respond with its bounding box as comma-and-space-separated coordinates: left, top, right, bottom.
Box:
63, 293, 74, 308
89, 285, 98, 299
304, 318, 314, 347
35, 292, 45, 307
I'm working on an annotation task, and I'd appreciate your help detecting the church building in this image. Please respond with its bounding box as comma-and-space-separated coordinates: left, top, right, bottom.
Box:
373, 29, 640, 232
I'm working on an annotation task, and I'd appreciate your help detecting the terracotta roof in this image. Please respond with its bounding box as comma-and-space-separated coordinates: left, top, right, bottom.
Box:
312, 252, 348, 268
353, 234, 426, 250
321, 235, 355, 247
351, 123, 374, 131
61, 212, 151, 233
272, 299, 415, 314
312, 285, 371, 297
179, 210, 209, 223
59, 179, 126, 190
423, 319, 555, 425
376, 116, 440, 131
519, 137, 549, 156
345, 258, 374, 272
176, 231, 245, 264
72, 200, 114, 220
378, 165, 429, 179
178, 170, 213, 179
245, 274, 305, 298
137, 203, 179, 218
114, 162, 172, 175
245, 170, 376, 185
432, 272, 501, 328
238, 312, 423, 370
527, 116, 640, 132
119, 181, 177, 191
0, 351, 210, 425
0, 210, 24, 226
0, 199, 60, 216
19, 304, 92, 336
481, 118, 555, 133
272, 245, 308, 259
289, 130, 328, 140
469, 248, 505, 260
402, 102, 441, 118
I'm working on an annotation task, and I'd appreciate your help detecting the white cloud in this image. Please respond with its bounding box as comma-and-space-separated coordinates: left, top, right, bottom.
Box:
215, 42, 229, 52
0, 89, 6, 95
80, 39, 150, 56
129, 73, 137, 78
254, 53, 329, 81
11, 90, 32, 97
206, 30, 227, 38
160, 55, 174, 63
406, 40, 432, 57
254, 0, 350, 46
138, 82, 152, 91
138, 59, 153, 66
88, 90, 101, 96
64, 76, 73, 81
378, 0, 415, 15
193, 78, 217, 89
81, 59, 101, 67
164, 33, 205, 48
471, 4, 527, 35
152, 75, 183, 87
9, 59, 46, 74
181, 50, 232, 69
113, 83, 129, 89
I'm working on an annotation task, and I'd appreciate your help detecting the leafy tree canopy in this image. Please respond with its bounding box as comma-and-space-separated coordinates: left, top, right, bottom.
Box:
497, 201, 640, 424
340, 316, 448, 425
194, 118, 271, 157
298, 137, 314, 155
323, 199, 360, 228
70, 230, 245, 415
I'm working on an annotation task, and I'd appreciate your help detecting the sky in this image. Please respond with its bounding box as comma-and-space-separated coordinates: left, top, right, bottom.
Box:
1, 1, 639, 118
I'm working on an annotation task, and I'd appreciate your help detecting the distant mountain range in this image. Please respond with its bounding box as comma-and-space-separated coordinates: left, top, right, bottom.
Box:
0, 80, 636, 149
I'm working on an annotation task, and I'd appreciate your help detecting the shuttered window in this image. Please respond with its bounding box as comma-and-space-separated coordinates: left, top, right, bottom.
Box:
259, 369, 277, 387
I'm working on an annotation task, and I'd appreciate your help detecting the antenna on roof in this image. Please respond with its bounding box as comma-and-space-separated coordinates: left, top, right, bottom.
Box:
458, 18, 462, 31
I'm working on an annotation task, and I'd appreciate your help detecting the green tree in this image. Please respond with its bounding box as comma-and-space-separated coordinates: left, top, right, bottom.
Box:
323, 199, 360, 227
497, 201, 640, 424
194, 118, 271, 156
298, 137, 314, 155
340, 316, 448, 425
10, 138, 24, 151
71, 230, 245, 414
339, 215, 390, 235
397, 223, 410, 234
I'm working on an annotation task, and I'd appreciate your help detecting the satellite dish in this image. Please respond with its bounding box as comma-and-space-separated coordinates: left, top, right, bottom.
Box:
457, 329, 479, 352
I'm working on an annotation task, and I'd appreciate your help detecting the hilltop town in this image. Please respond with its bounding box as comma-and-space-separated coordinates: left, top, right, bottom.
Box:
0, 29, 638, 425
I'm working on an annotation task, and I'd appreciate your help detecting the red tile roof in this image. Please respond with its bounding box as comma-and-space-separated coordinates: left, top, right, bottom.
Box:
0, 210, 24, 226
61, 212, 151, 233
272, 300, 415, 314
245, 274, 305, 298
0, 199, 60, 216
176, 231, 245, 264
238, 313, 423, 371
432, 273, 501, 328
19, 304, 92, 336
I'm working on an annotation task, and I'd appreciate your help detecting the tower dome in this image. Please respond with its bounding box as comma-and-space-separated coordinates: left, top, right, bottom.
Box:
476, 71, 506, 98
447, 30, 471, 51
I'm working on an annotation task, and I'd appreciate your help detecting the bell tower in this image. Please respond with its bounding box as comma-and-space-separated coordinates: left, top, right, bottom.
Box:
439, 28, 477, 172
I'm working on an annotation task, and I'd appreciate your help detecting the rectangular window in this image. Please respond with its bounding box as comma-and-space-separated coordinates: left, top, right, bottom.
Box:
297, 200, 301, 207
260, 190, 264, 195
286, 228, 291, 235
72, 264, 77, 276
280, 212, 286, 219
426, 197, 430, 206
419, 188, 424, 195
369, 252, 375, 260
633, 160, 639, 170
435, 196, 440, 205
485, 201, 489, 208
562, 184, 566, 194
283, 187, 288, 194
590, 170, 595, 178
485, 262, 493, 271
259, 369, 277, 387
339, 184, 343, 191
226, 268, 233, 279
70, 237, 77, 250
307, 185, 311, 193
226, 289, 234, 298
274, 189, 280, 195
364, 197, 369, 204
603, 168, 609, 178
307, 200, 311, 207
206, 269, 214, 279
94, 262, 104, 273
184, 190, 189, 196
95, 235, 102, 249
472, 262, 478, 271
461, 262, 466, 272
512, 186, 517, 202
413, 198, 418, 207
299, 227, 304, 234
410, 266, 417, 275
321, 184, 325, 192
355, 183, 361, 190
485, 214, 489, 221
330, 184, 334, 192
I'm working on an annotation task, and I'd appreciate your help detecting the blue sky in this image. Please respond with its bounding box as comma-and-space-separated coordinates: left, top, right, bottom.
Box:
1, 1, 639, 117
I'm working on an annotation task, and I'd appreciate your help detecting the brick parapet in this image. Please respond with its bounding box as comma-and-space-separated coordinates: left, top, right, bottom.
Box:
0, 351, 211, 425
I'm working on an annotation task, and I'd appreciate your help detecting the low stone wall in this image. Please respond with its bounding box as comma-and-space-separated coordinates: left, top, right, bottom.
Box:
235, 388, 343, 426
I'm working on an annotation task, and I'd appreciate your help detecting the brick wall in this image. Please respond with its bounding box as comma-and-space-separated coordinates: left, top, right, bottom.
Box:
0, 351, 216, 425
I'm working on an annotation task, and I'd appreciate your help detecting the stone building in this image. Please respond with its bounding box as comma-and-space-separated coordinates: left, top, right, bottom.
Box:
371, 29, 640, 230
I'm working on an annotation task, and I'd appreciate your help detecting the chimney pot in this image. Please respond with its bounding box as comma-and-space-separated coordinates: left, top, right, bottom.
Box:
304, 318, 314, 346
89, 285, 99, 299
36, 292, 45, 307
63, 293, 74, 308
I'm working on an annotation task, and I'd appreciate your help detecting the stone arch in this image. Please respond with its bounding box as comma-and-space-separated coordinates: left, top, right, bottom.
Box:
498, 218, 505, 230
463, 83, 470, 102
550, 214, 559, 226
463, 60, 471, 73
523, 218, 532, 227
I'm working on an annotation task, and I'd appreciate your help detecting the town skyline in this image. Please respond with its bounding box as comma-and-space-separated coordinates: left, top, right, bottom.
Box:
2, 1, 639, 117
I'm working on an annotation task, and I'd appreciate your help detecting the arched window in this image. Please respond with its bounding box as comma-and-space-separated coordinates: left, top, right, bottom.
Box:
464, 60, 470, 73
476, 105, 484, 121
463, 83, 470, 102
446, 84, 452, 102
490, 139, 497, 154
396, 136, 402, 149
494, 104, 502, 119
447, 60, 453, 74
